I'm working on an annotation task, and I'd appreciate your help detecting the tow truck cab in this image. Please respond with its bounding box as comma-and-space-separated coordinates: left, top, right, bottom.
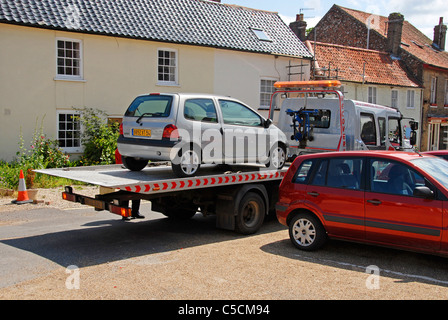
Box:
268, 80, 418, 158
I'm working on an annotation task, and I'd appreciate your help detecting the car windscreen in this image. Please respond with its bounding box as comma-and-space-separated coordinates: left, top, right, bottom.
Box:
125, 95, 173, 117
411, 157, 448, 189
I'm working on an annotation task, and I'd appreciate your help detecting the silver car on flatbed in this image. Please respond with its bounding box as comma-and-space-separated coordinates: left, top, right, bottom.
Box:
117, 93, 287, 177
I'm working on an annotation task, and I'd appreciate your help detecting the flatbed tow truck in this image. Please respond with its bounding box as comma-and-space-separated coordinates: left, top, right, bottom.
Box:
35, 163, 287, 235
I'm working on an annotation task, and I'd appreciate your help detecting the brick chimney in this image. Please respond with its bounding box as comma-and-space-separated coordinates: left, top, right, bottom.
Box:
386, 13, 404, 57
433, 17, 447, 50
290, 13, 307, 41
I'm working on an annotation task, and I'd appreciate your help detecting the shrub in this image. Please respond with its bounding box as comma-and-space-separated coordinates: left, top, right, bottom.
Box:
74, 107, 119, 166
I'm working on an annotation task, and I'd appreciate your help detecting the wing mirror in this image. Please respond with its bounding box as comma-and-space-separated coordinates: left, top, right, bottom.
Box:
413, 186, 434, 199
264, 118, 272, 128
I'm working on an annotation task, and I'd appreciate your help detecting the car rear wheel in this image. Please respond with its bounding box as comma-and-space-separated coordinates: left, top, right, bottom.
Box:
122, 156, 148, 171
172, 147, 201, 177
288, 213, 327, 251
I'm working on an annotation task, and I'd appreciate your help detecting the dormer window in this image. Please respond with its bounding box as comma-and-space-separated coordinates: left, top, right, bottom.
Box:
251, 28, 272, 42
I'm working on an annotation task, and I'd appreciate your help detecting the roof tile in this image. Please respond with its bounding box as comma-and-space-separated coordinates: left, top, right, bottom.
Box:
0, 0, 312, 58
310, 41, 421, 87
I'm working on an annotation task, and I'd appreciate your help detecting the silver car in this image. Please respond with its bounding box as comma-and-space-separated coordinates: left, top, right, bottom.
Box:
117, 93, 287, 177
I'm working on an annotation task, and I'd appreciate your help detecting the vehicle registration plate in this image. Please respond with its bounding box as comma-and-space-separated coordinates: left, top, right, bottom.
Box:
132, 128, 151, 137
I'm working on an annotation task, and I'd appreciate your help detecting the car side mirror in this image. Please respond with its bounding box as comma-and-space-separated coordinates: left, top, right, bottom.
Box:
409, 131, 417, 146
413, 186, 434, 199
264, 118, 272, 128
410, 121, 418, 131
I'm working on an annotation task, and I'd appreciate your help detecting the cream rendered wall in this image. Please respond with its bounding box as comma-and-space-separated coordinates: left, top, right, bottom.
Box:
0, 24, 215, 161
1, 23, 310, 162
213, 49, 310, 119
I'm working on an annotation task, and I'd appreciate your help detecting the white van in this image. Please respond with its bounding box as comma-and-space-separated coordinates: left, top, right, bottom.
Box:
269, 80, 418, 159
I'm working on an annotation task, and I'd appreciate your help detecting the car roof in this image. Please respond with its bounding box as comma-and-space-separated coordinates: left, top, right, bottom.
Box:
297, 150, 430, 162
138, 93, 237, 100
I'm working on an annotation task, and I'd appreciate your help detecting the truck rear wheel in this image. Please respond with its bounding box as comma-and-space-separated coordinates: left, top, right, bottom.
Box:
235, 192, 265, 235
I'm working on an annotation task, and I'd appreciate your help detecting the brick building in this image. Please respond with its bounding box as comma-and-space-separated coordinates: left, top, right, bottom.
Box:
303, 5, 448, 151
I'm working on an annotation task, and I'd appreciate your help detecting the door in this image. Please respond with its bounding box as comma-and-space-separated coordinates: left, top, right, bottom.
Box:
218, 99, 267, 163
305, 157, 365, 240
365, 158, 443, 251
182, 98, 222, 163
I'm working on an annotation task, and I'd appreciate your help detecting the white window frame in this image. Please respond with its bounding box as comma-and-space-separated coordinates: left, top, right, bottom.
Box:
391, 90, 398, 108
55, 37, 84, 81
430, 76, 438, 105
157, 48, 178, 86
368, 86, 377, 104
56, 110, 82, 153
406, 90, 415, 109
259, 78, 277, 109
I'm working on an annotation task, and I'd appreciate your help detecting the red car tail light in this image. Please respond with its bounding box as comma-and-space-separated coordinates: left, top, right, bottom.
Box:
163, 124, 179, 139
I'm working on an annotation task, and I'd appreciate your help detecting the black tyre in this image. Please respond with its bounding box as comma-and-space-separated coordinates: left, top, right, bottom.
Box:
235, 192, 265, 235
288, 213, 327, 251
122, 156, 148, 171
172, 146, 201, 177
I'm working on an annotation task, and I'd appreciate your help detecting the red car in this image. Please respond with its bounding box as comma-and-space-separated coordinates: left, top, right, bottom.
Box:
276, 151, 448, 256
421, 150, 448, 161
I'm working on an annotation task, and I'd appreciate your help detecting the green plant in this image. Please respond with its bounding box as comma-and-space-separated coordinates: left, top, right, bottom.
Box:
74, 107, 119, 166
0, 118, 72, 190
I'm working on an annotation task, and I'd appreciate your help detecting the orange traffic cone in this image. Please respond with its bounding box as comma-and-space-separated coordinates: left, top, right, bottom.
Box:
11, 170, 33, 204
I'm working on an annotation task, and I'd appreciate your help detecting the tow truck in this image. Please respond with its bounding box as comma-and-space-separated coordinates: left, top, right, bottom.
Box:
35, 163, 286, 235
36, 80, 418, 235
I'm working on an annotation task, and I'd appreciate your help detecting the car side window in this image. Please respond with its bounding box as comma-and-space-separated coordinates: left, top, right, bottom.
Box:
369, 159, 425, 196
184, 99, 218, 123
219, 100, 262, 126
327, 158, 363, 190
293, 160, 315, 184
360, 113, 376, 146
309, 158, 363, 190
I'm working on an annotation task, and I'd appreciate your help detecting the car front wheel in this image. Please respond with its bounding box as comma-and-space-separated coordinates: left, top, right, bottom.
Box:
266, 144, 286, 170
288, 213, 327, 251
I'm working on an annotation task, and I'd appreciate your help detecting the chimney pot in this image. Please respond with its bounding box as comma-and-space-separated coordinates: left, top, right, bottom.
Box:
433, 17, 447, 51
290, 13, 307, 41
386, 12, 404, 57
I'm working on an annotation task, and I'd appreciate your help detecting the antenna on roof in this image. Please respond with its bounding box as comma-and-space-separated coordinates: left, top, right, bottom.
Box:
299, 8, 315, 19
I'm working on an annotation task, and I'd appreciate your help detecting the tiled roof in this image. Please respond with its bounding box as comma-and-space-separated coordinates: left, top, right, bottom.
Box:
310, 41, 421, 87
339, 6, 448, 70
0, 0, 312, 58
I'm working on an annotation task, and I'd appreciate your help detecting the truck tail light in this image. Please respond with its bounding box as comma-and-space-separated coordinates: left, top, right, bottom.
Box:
119, 123, 123, 135
163, 124, 179, 139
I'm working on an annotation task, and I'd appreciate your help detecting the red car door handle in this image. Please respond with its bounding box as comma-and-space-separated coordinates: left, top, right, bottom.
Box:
307, 192, 320, 197
367, 199, 382, 205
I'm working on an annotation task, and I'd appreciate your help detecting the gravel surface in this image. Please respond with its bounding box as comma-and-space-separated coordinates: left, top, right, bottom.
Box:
0, 186, 100, 213
2, 186, 448, 301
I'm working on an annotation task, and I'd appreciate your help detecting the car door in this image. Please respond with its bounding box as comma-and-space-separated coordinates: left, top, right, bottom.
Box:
218, 99, 267, 163
181, 98, 223, 164
305, 157, 365, 240
365, 158, 443, 251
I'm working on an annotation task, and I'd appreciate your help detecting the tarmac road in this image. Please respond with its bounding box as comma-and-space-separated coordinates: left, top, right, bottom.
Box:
1, 202, 448, 302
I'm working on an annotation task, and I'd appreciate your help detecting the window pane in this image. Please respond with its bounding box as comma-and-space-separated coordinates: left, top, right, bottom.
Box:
370, 160, 421, 196
327, 158, 362, 190
360, 113, 376, 145
293, 160, 314, 184
219, 100, 261, 126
